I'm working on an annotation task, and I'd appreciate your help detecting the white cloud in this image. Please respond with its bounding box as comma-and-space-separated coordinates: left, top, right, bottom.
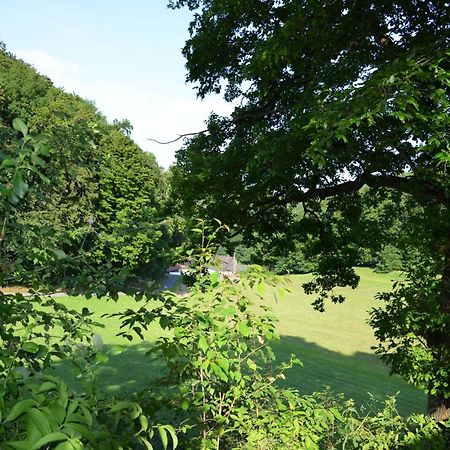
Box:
15, 49, 84, 91
14, 49, 234, 168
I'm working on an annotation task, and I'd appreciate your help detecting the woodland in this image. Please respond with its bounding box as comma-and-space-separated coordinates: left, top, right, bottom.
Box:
0, 1, 449, 449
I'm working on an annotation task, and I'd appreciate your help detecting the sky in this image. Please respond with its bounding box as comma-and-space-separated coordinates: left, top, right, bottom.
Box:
0, 0, 233, 168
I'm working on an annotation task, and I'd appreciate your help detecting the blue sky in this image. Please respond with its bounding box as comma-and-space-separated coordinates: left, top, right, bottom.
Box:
0, 0, 232, 168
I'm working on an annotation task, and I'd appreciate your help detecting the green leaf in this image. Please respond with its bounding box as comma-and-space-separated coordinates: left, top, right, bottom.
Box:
31, 154, 46, 168
12, 173, 29, 199
4, 399, 36, 422
1, 158, 16, 168
210, 362, 228, 381
62, 422, 94, 441
22, 341, 40, 354
238, 321, 250, 337
30, 432, 68, 450
109, 401, 133, 413
108, 345, 125, 356
8, 191, 20, 205
95, 353, 109, 364
256, 282, 265, 295
139, 414, 149, 432
6, 442, 33, 450
159, 316, 170, 329
216, 306, 236, 316
246, 359, 257, 371
330, 407, 345, 422
38, 144, 50, 156
180, 398, 189, 410
210, 271, 219, 284
36, 381, 57, 393
13, 118, 28, 136
52, 249, 67, 260
166, 425, 178, 449
28, 408, 52, 436
79, 404, 93, 426
55, 441, 75, 450
198, 335, 208, 353
158, 425, 168, 449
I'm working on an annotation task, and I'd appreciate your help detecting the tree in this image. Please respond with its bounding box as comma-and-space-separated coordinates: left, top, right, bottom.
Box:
0, 46, 171, 289
170, 0, 450, 419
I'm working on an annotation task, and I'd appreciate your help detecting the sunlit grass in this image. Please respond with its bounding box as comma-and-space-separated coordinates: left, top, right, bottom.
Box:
54, 268, 425, 416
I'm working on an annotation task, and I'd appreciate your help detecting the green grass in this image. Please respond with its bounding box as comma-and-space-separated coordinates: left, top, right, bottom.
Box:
264, 268, 425, 416
53, 268, 426, 416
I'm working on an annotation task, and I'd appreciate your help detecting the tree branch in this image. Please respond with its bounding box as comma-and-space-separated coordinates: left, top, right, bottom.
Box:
147, 129, 209, 145
228, 172, 447, 238
268, 173, 447, 208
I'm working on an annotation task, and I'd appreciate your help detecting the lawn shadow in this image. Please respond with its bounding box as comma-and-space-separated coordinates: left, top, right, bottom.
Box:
271, 334, 427, 417
50, 335, 426, 418
50, 341, 165, 395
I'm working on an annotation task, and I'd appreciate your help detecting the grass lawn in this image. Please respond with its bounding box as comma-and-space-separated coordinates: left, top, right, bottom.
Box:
53, 268, 426, 417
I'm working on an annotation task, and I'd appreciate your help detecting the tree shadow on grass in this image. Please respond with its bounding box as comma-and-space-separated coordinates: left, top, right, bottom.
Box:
51, 335, 426, 418
50, 341, 164, 395
271, 335, 427, 417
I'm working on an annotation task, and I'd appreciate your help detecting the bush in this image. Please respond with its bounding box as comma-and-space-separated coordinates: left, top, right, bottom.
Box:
114, 221, 449, 449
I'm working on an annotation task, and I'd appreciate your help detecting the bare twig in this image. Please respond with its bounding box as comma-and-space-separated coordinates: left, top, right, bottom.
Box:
147, 129, 209, 145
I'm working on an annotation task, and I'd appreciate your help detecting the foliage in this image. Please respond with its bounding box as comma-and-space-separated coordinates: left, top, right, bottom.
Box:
374, 245, 403, 273
112, 221, 448, 448
0, 47, 170, 289
94, 128, 168, 278
0, 125, 176, 449
170, 0, 450, 418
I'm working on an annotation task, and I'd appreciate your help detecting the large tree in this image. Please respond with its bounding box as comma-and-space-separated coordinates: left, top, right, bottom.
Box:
0, 45, 171, 289
170, 0, 450, 419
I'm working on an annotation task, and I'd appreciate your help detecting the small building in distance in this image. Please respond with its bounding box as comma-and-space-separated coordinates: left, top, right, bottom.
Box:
166, 255, 246, 279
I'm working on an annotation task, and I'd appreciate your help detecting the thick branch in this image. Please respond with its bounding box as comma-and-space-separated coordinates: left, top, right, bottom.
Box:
267, 173, 447, 208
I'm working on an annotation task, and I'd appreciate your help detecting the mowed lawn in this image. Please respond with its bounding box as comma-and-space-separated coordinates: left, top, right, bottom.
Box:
54, 268, 426, 417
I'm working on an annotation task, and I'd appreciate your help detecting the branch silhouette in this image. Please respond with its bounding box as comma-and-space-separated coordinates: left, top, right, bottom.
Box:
147, 129, 209, 145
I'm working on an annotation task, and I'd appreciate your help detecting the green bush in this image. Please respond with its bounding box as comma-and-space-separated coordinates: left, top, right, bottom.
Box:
114, 221, 449, 449
0, 125, 176, 449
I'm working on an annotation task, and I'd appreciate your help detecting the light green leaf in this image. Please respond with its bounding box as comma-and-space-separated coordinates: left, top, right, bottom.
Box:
180, 398, 189, 411
158, 425, 168, 450
256, 282, 265, 295
330, 407, 345, 422
139, 414, 149, 432
4, 399, 36, 422
55, 441, 75, 450
30, 432, 68, 450
37, 381, 57, 393
246, 359, 257, 371
108, 345, 126, 356
166, 425, 178, 449
95, 353, 109, 364
198, 335, 208, 353
13, 118, 28, 136
238, 321, 250, 337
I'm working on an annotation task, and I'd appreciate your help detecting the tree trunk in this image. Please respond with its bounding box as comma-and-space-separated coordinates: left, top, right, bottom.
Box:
428, 394, 450, 422
427, 239, 450, 421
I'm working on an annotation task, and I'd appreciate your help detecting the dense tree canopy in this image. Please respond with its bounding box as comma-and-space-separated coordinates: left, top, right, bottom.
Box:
0, 45, 171, 291
170, 0, 450, 419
